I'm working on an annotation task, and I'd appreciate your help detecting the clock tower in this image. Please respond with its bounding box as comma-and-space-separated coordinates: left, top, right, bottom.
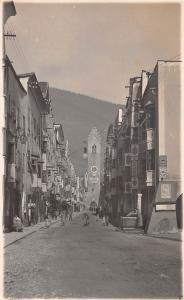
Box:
87, 127, 101, 207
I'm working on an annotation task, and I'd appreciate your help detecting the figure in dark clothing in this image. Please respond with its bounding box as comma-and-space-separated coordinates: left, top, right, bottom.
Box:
103, 203, 110, 226
60, 200, 68, 226
82, 212, 89, 226
68, 205, 73, 221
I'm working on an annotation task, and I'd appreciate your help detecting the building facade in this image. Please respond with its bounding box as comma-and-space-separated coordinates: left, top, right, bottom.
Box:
103, 60, 182, 233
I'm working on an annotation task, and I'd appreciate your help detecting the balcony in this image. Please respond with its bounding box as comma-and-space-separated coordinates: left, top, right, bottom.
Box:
8, 163, 16, 182
146, 128, 155, 150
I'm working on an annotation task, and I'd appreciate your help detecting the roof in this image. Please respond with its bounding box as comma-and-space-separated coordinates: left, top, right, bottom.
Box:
3, 1, 16, 25
18, 72, 48, 111
4, 55, 27, 94
39, 82, 49, 99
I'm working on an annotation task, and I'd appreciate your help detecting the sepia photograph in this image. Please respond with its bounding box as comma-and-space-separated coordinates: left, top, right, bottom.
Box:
1, 0, 183, 299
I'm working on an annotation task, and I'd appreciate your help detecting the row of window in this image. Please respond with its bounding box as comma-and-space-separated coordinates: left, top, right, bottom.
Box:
12, 99, 42, 148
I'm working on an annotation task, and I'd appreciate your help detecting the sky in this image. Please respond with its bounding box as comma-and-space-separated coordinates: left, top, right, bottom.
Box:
4, 2, 181, 104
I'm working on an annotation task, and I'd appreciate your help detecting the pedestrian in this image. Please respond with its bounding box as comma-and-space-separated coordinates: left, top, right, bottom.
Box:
82, 212, 89, 226
44, 213, 50, 228
60, 200, 68, 226
103, 202, 110, 226
13, 215, 23, 232
68, 205, 73, 221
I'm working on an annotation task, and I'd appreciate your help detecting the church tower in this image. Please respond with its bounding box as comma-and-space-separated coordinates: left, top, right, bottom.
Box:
87, 127, 101, 207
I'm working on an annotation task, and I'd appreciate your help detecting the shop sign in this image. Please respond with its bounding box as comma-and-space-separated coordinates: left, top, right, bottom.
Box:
161, 183, 171, 199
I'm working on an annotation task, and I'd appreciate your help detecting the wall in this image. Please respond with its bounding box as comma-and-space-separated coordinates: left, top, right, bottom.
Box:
158, 61, 181, 180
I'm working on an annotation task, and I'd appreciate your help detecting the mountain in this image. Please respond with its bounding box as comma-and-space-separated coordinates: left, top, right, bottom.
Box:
50, 88, 122, 176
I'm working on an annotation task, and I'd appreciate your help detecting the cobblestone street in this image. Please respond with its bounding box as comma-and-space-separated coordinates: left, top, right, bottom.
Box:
4, 213, 182, 299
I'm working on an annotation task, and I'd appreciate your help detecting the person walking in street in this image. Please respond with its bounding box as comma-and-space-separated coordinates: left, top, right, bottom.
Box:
44, 213, 50, 228
82, 212, 90, 226
13, 215, 23, 232
68, 205, 73, 222
60, 200, 68, 226
103, 201, 110, 226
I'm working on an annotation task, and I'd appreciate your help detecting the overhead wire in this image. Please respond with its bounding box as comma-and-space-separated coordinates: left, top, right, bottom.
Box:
6, 18, 30, 73
5, 22, 24, 71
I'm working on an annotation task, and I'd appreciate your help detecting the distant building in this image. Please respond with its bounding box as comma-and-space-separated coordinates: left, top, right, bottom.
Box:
87, 127, 101, 208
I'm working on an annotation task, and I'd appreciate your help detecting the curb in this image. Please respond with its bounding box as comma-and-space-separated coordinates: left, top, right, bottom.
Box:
4, 219, 60, 248
107, 221, 182, 242
146, 234, 182, 242
4, 212, 81, 248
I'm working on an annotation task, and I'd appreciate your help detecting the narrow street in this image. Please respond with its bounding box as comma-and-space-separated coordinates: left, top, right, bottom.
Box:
4, 213, 182, 299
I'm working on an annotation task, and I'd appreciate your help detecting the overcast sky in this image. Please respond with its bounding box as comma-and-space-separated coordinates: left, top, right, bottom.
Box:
5, 2, 181, 104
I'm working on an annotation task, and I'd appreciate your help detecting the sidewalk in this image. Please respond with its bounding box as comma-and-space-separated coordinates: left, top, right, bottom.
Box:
3, 218, 58, 248
97, 216, 182, 242
4, 212, 81, 248
147, 231, 182, 242
120, 228, 182, 242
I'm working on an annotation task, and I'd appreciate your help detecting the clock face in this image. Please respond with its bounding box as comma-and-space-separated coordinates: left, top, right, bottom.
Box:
91, 166, 97, 173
